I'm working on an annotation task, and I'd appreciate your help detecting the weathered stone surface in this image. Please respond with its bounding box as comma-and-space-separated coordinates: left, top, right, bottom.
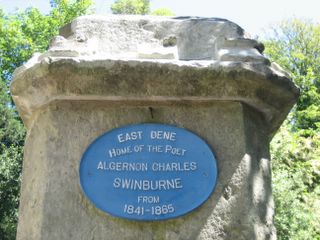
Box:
12, 15, 298, 138
11, 15, 299, 240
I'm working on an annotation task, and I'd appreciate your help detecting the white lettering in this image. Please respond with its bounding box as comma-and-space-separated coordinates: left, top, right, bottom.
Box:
108, 146, 132, 158
150, 131, 176, 141
137, 196, 160, 203
113, 178, 121, 188
133, 144, 144, 152
147, 145, 163, 153
97, 161, 103, 169
97, 161, 148, 171
164, 145, 187, 156
151, 162, 197, 171
112, 178, 183, 190
117, 131, 143, 143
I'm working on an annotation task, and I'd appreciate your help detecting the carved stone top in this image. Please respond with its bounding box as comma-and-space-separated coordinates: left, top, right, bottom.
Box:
49, 15, 266, 62
11, 15, 299, 138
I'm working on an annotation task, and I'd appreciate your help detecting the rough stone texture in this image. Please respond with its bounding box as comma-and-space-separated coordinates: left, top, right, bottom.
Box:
11, 15, 299, 240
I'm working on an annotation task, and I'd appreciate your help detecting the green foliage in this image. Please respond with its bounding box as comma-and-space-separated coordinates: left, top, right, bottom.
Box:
265, 19, 320, 239
271, 125, 320, 240
111, 0, 150, 15
0, 0, 93, 82
264, 19, 320, 136
0, 80, 25, 239
110, 0, 174, 16
151, 8, 175, 16
0, 1, 92, 239
0, 145, 24, 240
50, 0, 93, 24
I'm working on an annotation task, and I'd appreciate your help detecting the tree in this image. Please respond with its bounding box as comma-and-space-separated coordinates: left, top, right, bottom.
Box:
264, 19, 320, 240
0, 80, 25, 240
151, 8, 175, 16
111, 0, 150, 15
0, 1, 92, 239
264, 19, 320, 136
271, 124, 320, 240
110, 0, 175, 16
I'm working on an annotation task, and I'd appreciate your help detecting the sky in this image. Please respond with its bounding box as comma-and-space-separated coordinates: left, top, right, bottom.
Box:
0, 0, 319, 37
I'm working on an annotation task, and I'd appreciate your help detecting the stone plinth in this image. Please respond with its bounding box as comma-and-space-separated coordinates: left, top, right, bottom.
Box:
11, 15, 299, 240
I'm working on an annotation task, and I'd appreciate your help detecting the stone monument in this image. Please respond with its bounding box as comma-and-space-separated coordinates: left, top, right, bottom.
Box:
11, 15, 299, 240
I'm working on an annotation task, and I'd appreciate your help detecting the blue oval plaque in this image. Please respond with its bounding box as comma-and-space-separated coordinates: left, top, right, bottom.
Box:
80, 123, 218, 220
